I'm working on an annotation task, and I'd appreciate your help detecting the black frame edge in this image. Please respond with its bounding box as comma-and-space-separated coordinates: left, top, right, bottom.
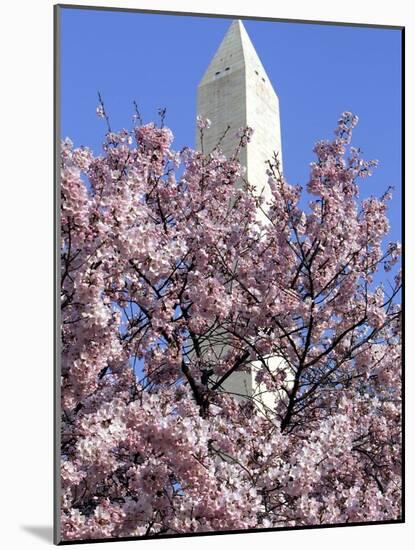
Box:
55, 3, 405, 30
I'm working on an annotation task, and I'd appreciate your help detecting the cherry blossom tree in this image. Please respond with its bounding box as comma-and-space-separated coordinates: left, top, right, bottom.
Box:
60, 107, 402, 541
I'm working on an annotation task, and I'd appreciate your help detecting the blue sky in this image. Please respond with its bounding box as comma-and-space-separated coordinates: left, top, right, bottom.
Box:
60, 7, 402, 247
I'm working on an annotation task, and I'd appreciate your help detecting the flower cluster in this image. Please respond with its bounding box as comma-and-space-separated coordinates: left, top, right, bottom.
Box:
196, 115, 211, 130
60, 112, 401, 541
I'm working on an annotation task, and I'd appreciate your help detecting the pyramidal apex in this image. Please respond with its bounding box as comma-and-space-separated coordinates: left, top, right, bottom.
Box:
199, 19, 270, 86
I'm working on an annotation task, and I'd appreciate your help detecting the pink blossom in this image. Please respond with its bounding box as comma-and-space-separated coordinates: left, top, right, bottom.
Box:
60, 112, 401, 541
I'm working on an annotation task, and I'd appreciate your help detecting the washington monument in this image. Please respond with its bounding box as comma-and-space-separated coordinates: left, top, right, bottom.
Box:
195, 19, 287, 414
196, 19, 283, 202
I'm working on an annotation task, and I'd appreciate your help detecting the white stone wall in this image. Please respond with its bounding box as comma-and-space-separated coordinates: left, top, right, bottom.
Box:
210, 355, 292, 419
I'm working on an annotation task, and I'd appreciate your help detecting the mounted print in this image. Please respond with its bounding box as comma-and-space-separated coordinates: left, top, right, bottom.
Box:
55, 4, 404, 544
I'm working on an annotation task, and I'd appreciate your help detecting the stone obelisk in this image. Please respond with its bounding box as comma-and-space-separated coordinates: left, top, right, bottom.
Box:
195, 20, 287, 415
196, 19, 283, 203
